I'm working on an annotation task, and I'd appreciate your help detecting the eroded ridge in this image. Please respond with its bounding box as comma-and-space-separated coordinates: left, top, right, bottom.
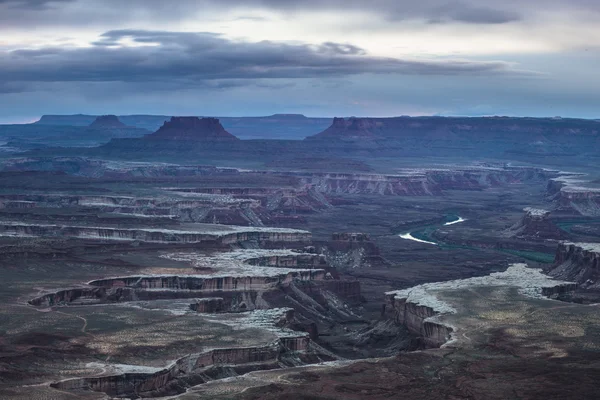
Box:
550, 242, 600, 287
384, 264, 576, 348
25, 230, 362, 398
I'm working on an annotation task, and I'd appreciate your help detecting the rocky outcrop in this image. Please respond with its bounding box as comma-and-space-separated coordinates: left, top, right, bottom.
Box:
50, 336, 310, 398
190, 297, 225, 313
549, 242, 600, 287
320, 232, 387, 269
287, 167, 555, 197
321, 280, 363, 304
384, 294, 452, 348
49, 307, 323, 398
385, 264, 575, 348
306, 117, 600, 160
89, 115, 126, 128
29, 287, 240, 308
547, 175, 600, 216
88, 270, 326, 291
244, 253, 327, 269
507, 208, 564, 240
146, 117, 239, 141
0, 222, 311, 244
313, 117, 384, 139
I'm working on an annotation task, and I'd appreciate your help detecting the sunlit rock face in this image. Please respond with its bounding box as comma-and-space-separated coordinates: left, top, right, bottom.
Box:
146, 117, 239, 141
550, 242, 600, 287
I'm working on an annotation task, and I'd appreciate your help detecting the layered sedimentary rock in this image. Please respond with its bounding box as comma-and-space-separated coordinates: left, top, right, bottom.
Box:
315, 117, 384, 139
191, 298, 225, 313
507, 208, 564, 239
288, 166, 555, 196
50, 309, 315, 398
244, 253, 327, 269
0, 156, 239, 178
35, 113, 332, 139
29, 286, 218, 307
549, 242, 600, 287
384, 295, 451, 348
88, 270, 326, 291
89, 115, 127, 128
385, 264, 575, 348
306, 116, 600, 159
320, 232, 387, 269
146, 117, 239, 141
51, 338, 306, 398
547, 175, 600, 216
29, 248, 358, 310
0, 222, 311, 244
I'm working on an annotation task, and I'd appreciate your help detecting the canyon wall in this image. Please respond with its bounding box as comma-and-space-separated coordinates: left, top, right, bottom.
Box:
384, 294, 452, 348
0, 222, 311, 245
550, 242, 600, 287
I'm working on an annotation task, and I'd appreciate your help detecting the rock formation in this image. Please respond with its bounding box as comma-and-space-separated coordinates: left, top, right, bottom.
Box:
507, 208, 565, 240
146, 117, 239, 141
385, 264, 575, 348
0, 222, 311, 244
50, 309, 315, 398
549, 242, 600, 287
312, 117, 384, 139
89, 115, 126, 128
320, 233, 388, 270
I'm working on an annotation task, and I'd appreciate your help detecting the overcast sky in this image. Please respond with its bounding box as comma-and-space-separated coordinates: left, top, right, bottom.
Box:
1, 0, 599, 122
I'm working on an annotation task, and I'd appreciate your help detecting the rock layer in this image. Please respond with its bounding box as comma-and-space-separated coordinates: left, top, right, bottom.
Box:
89, 115, 126, 128
147, 117, 239, 141
549, 242, 600, 287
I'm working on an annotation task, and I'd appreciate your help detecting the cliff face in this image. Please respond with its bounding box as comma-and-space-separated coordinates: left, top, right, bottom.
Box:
314, 117, 384, 139
308, 116, 600, 141
305, 116, 600, 159
50, 336, 307, 398
320, 232, 388, 270
507, 208, 564, 240
384, 294, 452, 348
550, 242, 600, 287
385, 264, 576, 349
89, 115, 126, 128
146, 117, 239, 141
0, 222, 311, 244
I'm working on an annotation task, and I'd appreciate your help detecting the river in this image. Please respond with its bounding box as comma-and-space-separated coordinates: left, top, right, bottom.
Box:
399, 215, 466, 245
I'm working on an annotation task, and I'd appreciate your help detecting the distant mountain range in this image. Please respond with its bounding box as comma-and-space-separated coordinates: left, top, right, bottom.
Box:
35, 114, 331, 140
6, 114, 599, 170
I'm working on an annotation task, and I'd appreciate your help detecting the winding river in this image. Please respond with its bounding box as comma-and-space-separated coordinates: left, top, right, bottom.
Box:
399, 215, 466, 245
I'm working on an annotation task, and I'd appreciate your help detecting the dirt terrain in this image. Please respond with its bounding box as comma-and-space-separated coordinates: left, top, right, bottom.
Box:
1, 116, 600, 399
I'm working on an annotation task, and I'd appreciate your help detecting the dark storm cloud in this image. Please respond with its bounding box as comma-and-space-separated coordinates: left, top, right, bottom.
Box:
0, 29, 535, 93
253, 0, 522, 24
0, 0, 527, 28
0, 0, 72, 9
428, 2, 520, 24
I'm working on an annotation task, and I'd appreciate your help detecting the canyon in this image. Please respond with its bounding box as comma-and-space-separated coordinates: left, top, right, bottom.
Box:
0, 114, 599, 399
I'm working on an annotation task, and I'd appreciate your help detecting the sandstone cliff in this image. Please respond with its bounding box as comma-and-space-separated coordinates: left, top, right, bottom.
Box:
507, 208, 565, 240
549, 242, 600, 287
89, 115, 126, 128
146, 117, 239, 141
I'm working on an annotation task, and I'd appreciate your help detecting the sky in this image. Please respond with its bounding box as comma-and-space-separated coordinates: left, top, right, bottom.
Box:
1, 0, 599, 122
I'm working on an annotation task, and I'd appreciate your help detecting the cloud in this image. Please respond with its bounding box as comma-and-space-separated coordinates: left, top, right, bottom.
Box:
0, 0, 529, 29
3, 0, 600, 31
428, 2, 520, 24
0, 29, 537, 94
